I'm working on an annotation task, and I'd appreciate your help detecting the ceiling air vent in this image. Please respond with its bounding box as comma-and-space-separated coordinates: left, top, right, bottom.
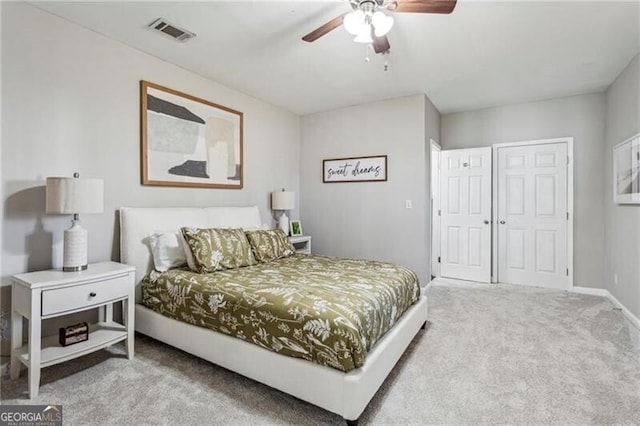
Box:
148, 18, 196, 42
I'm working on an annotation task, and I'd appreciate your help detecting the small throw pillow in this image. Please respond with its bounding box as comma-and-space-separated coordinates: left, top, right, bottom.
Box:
181, 227, 256, 273
245, 229, 296, 263
149, 231, 187, 272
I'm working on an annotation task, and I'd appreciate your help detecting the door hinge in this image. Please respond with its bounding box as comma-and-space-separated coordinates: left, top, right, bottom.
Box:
566, 268, 569, 276
438, 257, 441, 263
566, 212, 569, 220
567, 155, 570, 165
438, 209, 441, 216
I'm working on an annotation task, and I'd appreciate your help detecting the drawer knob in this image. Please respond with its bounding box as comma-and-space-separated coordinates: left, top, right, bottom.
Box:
89, 292, 97, 298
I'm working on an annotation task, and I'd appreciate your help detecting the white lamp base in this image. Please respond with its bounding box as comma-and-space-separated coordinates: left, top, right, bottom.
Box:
278, 212, 290, 236
63, 219, 88, 272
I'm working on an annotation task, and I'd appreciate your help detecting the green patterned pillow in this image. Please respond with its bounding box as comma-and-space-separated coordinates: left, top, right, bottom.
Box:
181, 227, 256, 273
245, 229, 296, 263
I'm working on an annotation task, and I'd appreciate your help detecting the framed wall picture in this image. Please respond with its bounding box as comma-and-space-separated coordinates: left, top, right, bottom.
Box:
290, 220, 303, 236
613, 132, 640, 204
140, 80, 244, 189
323, 155, 387, 183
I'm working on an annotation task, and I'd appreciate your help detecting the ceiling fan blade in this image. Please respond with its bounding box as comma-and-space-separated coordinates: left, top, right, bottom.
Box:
302, 14, 347, 42
393, 0, 457, 14
372, 35, 391, 54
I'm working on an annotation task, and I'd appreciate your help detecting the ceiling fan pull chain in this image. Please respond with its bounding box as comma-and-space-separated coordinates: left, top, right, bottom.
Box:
365, 44, 371, 63
384, 51, 389, 71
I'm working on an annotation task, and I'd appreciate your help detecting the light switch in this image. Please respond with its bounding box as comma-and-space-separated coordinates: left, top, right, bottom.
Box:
405, 200, 412, 209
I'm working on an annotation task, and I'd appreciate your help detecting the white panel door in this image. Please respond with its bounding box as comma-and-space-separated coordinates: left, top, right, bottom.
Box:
440, 147, 492, 282
497, 143, 568, 289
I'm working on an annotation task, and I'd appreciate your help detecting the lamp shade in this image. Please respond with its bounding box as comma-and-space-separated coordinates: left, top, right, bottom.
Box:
271, 191, 295, 211
46, 177, 104, 214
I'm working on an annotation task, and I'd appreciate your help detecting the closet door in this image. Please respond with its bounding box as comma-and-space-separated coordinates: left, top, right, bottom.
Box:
497, 143, 568, 289
440, 147, 492, 283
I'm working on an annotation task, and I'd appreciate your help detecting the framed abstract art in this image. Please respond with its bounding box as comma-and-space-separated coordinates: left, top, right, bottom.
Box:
140, 80, 243, 189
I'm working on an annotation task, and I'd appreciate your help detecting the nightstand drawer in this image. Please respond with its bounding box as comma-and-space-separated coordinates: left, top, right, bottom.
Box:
41, 274, 130, 316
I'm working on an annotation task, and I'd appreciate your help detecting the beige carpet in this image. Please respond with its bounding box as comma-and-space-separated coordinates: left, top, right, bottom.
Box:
2, 281, 640, 425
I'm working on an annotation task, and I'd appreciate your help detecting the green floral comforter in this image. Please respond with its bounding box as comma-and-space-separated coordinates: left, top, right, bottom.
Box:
142, 254, 420, 372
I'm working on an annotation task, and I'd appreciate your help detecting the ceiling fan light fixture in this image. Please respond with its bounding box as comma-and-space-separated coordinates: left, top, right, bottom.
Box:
354, 24, 373, 43
372, 11, 394, 37
344, 10, 365, 35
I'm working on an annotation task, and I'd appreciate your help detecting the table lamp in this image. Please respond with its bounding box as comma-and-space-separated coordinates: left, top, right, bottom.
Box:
46, 173, 104, 271
271, 189, 295, 235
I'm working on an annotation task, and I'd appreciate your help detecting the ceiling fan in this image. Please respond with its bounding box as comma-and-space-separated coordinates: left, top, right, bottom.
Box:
302, 0, 457, 55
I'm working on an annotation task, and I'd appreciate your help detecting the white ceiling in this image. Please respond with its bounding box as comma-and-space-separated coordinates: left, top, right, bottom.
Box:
32, 1, 640, 115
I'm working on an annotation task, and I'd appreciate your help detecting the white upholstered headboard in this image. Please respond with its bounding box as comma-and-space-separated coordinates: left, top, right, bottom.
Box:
119, 206, 262, 302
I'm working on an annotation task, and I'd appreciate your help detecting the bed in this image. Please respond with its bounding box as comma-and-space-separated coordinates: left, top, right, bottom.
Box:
119, 206, 428, 424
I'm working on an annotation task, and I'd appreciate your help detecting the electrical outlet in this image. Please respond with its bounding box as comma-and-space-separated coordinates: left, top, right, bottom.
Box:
614, 273, 618, 285
405, 200, 412, 209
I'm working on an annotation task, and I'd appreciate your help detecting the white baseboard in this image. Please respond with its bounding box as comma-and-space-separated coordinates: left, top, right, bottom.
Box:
572, 287, 640, 330
572, 286, 609, 297
429, 276, 491, 288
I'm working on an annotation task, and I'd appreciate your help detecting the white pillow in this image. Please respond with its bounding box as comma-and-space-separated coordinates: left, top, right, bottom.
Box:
149, 231, 187, 272
177, 230, 197, 271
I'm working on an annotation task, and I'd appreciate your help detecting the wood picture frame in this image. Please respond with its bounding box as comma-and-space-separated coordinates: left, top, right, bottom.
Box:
613, 132, 640, 204
140, 80, 244, 189
290, 220, 303, 236
322, 155, 387, 183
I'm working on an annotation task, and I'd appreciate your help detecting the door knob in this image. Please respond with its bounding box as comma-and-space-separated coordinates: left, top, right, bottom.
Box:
499, 220, 506, 224
483, 220, 490, 224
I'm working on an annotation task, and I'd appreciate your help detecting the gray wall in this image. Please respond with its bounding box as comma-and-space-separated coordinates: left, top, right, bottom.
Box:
441, 93, 606, 288
424, 96, 441, 277
604, 54, 640, 318
426, 96, 441, 146
0, 1, 4, 355
300, 94, 439, 285
1, 3, 300, 351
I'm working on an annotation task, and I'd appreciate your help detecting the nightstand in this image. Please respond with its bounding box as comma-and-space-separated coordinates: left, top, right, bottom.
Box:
290, 235, 312, 254
10, 261, 135, 398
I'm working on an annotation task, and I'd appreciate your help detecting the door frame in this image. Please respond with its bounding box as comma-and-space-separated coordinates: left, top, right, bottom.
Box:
491, 137, 574, 288
430, 139, 441, 279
